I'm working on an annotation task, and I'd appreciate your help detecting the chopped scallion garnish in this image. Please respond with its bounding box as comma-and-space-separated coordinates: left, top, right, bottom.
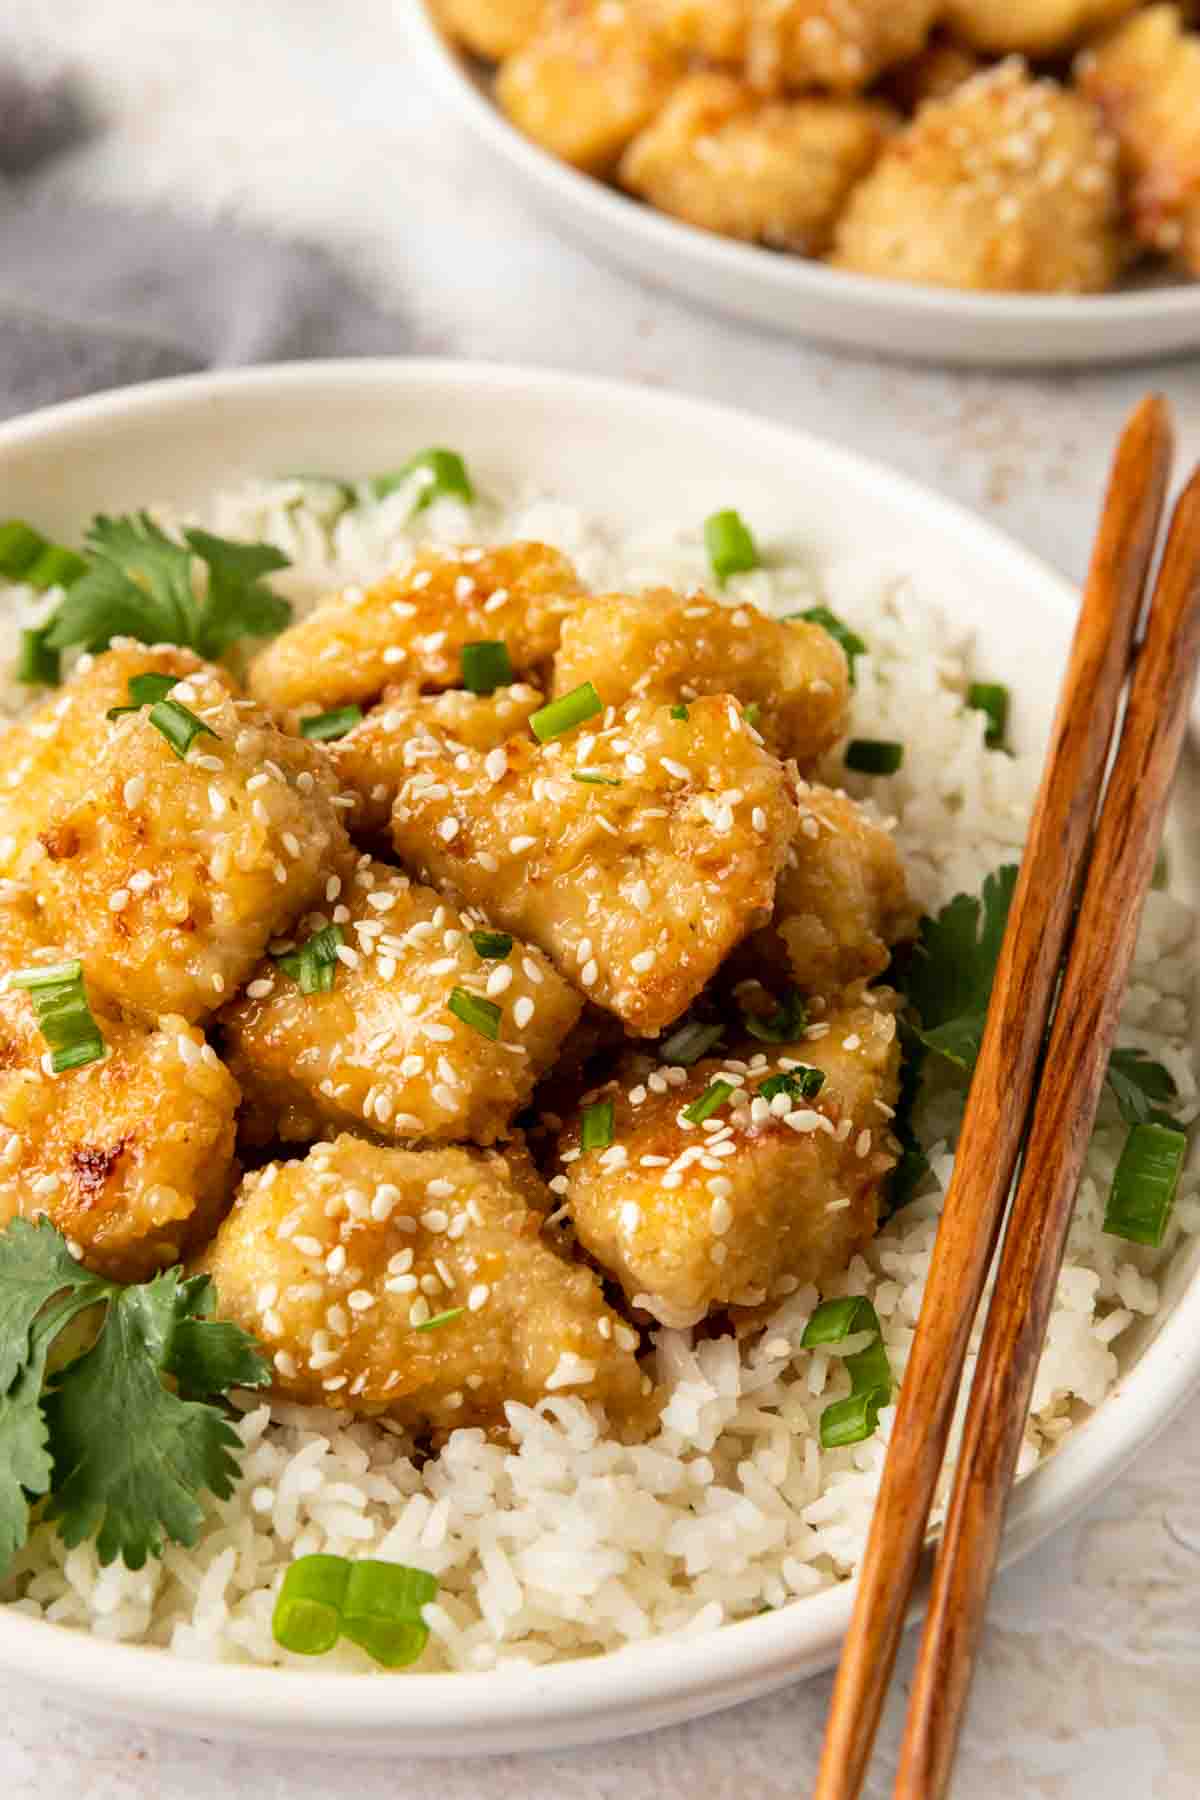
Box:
704, 510, 759, 585
9, 959, 105, 1074
271, 1555, 436, 1666
16, 627, 60, 688
743, 702, 762, 728
1104, 1121, 1187, 1247
759, 1067, 824, 1104
683, 1079, 734, 1125
530, 682, 602, 743
0, 519, 87, 592
845, 738, 903, 776
272, 1554, 350, 1657
106, 671, 181, 719
415, 1307, 466, 1334
669, 704, 689, 721
742, 988, 807, 1044
274, 925, 345, 995
581, 1098, 615, 1151
801, 1296, 892, 1449
300, 705, 363, 742
789, 606, 866, 685
660, 1020, 725, 1067
148, 697, 220, 760
572, 771, 622, 787
967, 682, 1009, 750
460, 640, 513, 695
370, 449, 474, 514
470, 930, 512, 960
448, 987, 501, 1040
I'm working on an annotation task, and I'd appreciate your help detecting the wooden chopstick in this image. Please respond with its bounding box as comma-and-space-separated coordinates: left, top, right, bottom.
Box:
811, 394, 1174, 1800
894, 462, 1200, 1799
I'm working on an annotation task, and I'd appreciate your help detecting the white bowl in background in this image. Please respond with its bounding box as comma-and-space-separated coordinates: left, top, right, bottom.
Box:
406, 2, 1200, 369
0, 359, 1197, 1751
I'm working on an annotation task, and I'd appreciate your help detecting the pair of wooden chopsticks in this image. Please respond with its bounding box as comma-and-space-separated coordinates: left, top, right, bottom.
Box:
813, 394, 1200, 1800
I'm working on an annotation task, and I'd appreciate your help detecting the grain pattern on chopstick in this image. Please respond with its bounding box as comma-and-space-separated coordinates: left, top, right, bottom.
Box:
811, 394, 1174, 1800
894, 465, 1200, 1800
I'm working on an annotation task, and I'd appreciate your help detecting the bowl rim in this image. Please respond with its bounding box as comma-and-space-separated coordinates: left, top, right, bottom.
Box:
406, 0, 1200, 330
1, 357, 1198, 1748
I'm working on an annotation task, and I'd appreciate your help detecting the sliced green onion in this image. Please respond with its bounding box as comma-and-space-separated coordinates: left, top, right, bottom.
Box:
790, 606, 866, 685
743, 702, 762, 728
300, 705, 363, 742
670, 704, 690, 721
16, 627, 60, 688
371, 449, 474, 514
581, 1098, 615, 1151
742, 988, 807, 1044
1152, 846, 1169, 892
470, 930, 512, 960
274, 925, 345, 995
0, 520, 87, 592
530, 682, 602, 743
148, 697, 219, 760
272, 1555, 351, 1657
1104, 1121, 1187, 1247
572, 771, 622, 787
460, 640, 513, 695
448, 987, 501, 1040
967, 682, 1009, 750
10, 959, 105, 1074
845, 738, 903, 776
801, 1296, 892, 1449
415, 1307, 466, 1333
759, 1067, 824, 1104
106, 671, 181, 719
660, 1020, 725, 1067
683, 1079, 734, 1126
340, 1561, 438, 1668
704, 509, 759, 585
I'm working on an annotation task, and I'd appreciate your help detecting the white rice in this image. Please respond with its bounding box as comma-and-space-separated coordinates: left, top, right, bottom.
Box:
2, 470, 1196, 1672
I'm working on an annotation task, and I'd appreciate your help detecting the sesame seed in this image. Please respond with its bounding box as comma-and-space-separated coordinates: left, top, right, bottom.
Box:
439, 817, 460, 842
509, 835, 536, 854
513, 995, 534, 1029
619, 1201, 641, 1232
421, 1209, 450, 1233
580, 959, 598, 988
386, 1273, 418, 1294
409, 1297, 431, 1328
348, 1289, 375, 1312
108, 888, 130, 913
274, 1350, 298, 1379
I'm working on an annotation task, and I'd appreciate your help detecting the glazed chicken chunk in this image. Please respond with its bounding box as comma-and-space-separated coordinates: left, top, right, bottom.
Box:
221, 859, 581, 1148
0, 895, 239, 1284
200, 1135, 649, 1435
390, 695, 798, 1035
329, 682, 543, 835
552, 587, 850, 765
1077, 6, 1200, 275
637, 0, 750, 65
944, 0, 1139, 57
746, 0, 941, 95
832, 62, 1123, 293
496, 0, 681, 175
556, 991, 901, 1327
248, 543, 582, 715
742, 783, 916, 997
432, 0, 546, 59
20, 653, 350, 1023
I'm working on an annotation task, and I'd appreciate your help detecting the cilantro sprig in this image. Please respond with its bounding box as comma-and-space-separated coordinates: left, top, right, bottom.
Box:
0, 1218, 268, 1572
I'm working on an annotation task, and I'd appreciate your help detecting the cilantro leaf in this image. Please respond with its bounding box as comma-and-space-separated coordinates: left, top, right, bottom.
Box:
886, 1029, 930, 1217
0, 1293, 99, 1568
1106, 1047, 1178, 1127
44, 1267, 268, 1569
0, 1216, 100, 1391
900, 864, 1018, 1076
181, 529, 291, 658
165, 1273, 272, 1400
741, 986, 808, 1044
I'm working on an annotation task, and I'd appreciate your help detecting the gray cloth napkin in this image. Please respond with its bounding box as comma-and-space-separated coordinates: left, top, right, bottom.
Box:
0, 67, 409, 421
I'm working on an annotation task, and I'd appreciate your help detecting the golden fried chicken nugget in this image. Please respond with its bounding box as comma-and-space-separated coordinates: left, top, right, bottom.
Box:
24, 659, 350, 1023
0, 896, 239, 1283
552, 586, 849, 762
432, 0, 547, 59
221, 858, 581, 1148
391, 695, 798, 1035
248, 543, 582, 715
945, 0, 1139, 57
199, 1135, 649, 1434
1077, 5, 1200, 274
329, 682, 543, 835
832, 61, 1124, 293
742, 782, 917, 996
638, 0, 750, 63
496, 1, 681, 175
556, 991, 901, 1327
745, 0, 940, 96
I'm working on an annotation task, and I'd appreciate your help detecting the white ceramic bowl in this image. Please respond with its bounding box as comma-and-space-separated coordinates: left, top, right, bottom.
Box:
407, 1, 1200, 368
1, 360, 1198, 1752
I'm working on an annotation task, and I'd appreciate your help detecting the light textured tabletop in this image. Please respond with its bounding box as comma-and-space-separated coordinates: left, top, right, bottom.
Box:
2, 2, 1200, 1793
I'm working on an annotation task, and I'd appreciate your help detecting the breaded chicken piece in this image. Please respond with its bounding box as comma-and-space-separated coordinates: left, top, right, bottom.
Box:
199, 1135, 649, 1435
432, 0, 546, 59
248, 543, 582, 715
1077, 6, 1200, 274
552, 587, 849, 764
556, 991, 901, 1327
221, 858, 581, 1148
391, 695, 798, 1035
745, 0, 940, 96
496, 1, 681, 175
24, 659, 350, 1023
620, 75, 892, 254
638, 0, 750, 64
0, 895, 239, 1283
832, 62, 1123, 293
945, 0, 1139, 57
0, 643, 229, 885
329, 682, 543, 836
741, 783, 917, 997
886, 35, 981, 110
